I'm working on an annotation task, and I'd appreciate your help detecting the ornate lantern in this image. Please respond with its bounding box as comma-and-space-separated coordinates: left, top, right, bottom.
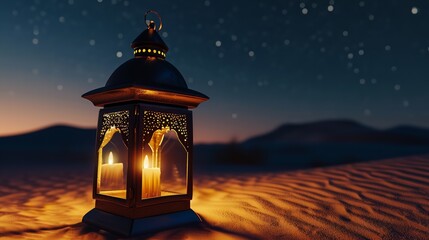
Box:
82, 11, 208, 236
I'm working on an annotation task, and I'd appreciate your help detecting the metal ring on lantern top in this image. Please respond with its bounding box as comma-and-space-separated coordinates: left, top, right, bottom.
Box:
144, 10, 163, 31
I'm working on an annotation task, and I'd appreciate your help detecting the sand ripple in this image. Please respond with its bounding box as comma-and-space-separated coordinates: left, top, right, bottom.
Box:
192, 155, 429, 240
0, 156, 428, 239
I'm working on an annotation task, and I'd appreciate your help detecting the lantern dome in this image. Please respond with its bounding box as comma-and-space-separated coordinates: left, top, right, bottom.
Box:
82, 19, 208, 109
105, 58, 188, 91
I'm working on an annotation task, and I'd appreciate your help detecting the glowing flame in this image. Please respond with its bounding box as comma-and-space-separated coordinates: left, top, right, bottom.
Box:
108, 152, 114, 165
144, 155, 149, 169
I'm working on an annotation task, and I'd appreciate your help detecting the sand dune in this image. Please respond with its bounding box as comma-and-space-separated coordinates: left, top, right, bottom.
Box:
0, 155, 428, 239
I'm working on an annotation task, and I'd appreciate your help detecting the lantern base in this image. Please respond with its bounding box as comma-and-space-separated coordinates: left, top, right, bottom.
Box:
82, 208, 202, 236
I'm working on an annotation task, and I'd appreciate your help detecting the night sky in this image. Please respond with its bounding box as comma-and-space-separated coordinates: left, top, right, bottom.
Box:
0, 0, 428, 143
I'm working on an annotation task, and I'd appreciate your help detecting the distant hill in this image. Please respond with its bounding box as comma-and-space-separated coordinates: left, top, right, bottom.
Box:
0, 125, 96, 166
244, 120, 429, 145
1, 120, 429, 171
245, 120, 373, 143
195, 120, 429, 171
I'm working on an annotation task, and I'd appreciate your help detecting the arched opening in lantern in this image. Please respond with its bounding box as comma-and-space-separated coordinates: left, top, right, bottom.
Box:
97, 126, 128, 199
160, 130, 188, 196
141, 128, 188, 199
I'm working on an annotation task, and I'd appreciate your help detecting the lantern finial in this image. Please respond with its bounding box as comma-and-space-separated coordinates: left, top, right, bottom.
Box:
145, 10, 163, 31
132, 10, 167, 59
148, 20, 156, 30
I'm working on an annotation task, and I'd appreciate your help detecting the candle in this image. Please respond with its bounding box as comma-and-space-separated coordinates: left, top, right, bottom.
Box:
100, 152, 125, 191
142, 155, 161, 198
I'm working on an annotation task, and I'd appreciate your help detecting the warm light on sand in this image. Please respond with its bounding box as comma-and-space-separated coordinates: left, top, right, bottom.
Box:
0, 155, 428, 239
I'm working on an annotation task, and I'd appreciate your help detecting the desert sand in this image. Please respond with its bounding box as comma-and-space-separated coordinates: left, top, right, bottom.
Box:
0, 155, 428, 239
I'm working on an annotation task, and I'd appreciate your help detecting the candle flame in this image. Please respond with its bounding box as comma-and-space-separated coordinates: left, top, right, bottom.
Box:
144, 155, 149, 168
108, 152, 114, 165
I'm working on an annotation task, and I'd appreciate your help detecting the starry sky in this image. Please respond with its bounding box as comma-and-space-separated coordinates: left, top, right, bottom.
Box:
0, 0, 428, 143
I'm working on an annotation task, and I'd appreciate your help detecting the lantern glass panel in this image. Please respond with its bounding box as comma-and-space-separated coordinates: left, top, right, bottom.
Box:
160, 130, 188, 195
96, 110, 130, 199
141, 110, 189, 199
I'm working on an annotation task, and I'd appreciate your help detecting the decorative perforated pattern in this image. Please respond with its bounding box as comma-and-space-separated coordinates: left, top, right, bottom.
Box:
99, 110, 130, 146
142, 111, 189, 149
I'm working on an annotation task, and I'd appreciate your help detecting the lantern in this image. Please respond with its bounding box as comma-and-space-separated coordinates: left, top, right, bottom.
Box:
82, 11, 208, 236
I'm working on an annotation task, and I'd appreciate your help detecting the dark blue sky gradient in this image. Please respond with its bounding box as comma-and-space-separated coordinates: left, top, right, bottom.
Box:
0, 0, 428, 142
